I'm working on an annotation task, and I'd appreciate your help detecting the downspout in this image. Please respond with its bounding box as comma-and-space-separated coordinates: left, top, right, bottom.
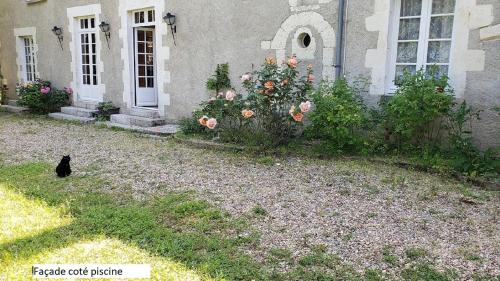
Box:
335, 0, 346, 79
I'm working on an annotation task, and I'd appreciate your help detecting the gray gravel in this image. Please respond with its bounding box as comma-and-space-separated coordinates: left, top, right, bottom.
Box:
1, 113, 498, 279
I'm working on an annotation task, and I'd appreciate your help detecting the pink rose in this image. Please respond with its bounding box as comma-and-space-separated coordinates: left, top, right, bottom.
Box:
225, 90, 236, 101
287, 56, 298, 68
307, 74, 315, 82
241, 74, 252, 83
206, 118, 217, 129
241, 109, 255, 119
40, 86, 51, 94
299, 101, 311, 113
198, 115, 209, 126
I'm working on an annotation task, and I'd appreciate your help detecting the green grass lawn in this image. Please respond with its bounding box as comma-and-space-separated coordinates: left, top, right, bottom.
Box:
0, 162, 475, 280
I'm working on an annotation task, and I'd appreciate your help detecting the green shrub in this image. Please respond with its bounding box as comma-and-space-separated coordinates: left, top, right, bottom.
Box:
17, 79, 70, 114
383, 69, 454, 149
306, 79, 367, 153
206, 63, 231, 93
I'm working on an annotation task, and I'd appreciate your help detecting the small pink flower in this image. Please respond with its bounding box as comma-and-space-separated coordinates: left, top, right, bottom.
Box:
206, 118, 217, 129
241, 74, 252, 83
40, 86, 51, 94
198, 115, 209, 126
225, 90, 236, 101
307, 74, 315, 82
292, 112, 304, 122
241, 109, 255, 119
299, 101, 311, 113
287, 56, 298, 69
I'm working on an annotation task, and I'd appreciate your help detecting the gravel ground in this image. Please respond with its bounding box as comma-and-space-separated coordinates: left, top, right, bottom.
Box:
1, 113, 499, 279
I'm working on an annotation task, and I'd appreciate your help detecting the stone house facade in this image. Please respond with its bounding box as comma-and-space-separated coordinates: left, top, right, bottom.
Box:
0, 0, 498, 148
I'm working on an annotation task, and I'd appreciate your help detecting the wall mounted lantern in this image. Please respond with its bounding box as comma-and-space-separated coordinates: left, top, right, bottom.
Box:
99, 21, 111, 49
163, 12, 177, 46
51, 26, 64, 50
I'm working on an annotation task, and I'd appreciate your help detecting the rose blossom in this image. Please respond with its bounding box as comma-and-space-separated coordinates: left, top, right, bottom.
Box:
281, 79, 289, 86
265, 57, 276, 65
206, 118, 217, 129
287, 56, 298, 68
40, 86, 51, 94
292, 112, 304, 122
241, 74, 252, 83
299, 101, 311, 113
264, 81, 274, 90
307, 74, 315, 82
198, 115, 209, 126
225, 90, 236, 101
241, 109, 255, 119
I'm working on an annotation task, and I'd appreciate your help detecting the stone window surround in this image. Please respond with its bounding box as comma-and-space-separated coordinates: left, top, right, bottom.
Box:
119, 0, 171, 116
67, 4, 106, 103
262, 11, 336, 80
13, 27, 39, 84
365, 0, 494, 98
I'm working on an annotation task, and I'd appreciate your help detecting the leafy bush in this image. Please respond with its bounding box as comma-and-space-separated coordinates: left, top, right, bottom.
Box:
206, 63, 231, 93
241, 56, 314, 144
185, 57, 314, 146
17, 79, 70, 114
383, 69, 454, 148
306, 79, 367, 153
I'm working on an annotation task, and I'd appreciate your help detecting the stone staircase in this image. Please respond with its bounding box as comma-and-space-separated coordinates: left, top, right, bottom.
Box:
48, 105, 97, 124
0, 100, 29, 114
107, 108, 179, 136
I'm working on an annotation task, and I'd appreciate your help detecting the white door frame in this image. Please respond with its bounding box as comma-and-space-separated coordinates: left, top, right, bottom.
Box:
76, 17, 101, 101
133, 26, 158, 107
67, 4, 105, 104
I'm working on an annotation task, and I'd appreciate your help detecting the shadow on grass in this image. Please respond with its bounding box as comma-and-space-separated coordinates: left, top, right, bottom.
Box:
0, 162, 264, 280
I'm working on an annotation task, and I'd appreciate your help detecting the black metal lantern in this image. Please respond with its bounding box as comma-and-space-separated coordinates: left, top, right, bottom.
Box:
99, 21, 111, 49
51, 26, 64, 50
163, 12, 177, 45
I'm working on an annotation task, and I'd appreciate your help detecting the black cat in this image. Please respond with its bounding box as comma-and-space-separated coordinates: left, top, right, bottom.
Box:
56, 155, 72, 178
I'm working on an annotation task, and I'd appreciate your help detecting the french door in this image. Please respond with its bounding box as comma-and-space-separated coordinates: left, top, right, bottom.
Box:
76, 17, 101, 101
134, 27, 157, 107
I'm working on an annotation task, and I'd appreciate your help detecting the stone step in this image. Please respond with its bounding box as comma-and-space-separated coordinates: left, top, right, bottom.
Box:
129, 107, 160, 119
61, 106, 97, 118
48, 112, 96, 124
8, 100, 19, 107
0, 104, 29, 114
106, 122, 179, 136
110, 114, 166, 127
74, 100, 98, 110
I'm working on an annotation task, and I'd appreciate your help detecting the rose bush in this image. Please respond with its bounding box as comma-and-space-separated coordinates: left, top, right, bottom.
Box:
17, 79, 70, 114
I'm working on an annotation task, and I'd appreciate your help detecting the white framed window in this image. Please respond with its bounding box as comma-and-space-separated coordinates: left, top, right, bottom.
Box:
133, 9, 155, 26
77, 17, 98, 86
386, 0, 456, 92
22, 36, 37, 82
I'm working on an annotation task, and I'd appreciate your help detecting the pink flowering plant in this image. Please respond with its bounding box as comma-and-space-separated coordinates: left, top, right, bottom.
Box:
241, 55, 314, 144
17, 79, 70, 114
182, 57, 314, 145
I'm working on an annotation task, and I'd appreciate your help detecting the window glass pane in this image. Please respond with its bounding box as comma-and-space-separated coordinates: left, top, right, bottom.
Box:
137, 42, 145, 53
137, 30, 145, 41
138, 55, 145, 64
395, 65, 417, 82
139, 77, 146, 87
398, 18, 420, 40
148, 10, 154, 22
147, 78, 154, 88
397, 42, 418, 63
400, 0, 422, 17
426, 65, 449, 78
93, 75, 97, 85
146, 42, 153, 53
432, 0, 455, 14
427, 41, 451, 63
146, 31, 153, 42
139, 66, 145, 76
146, 66, 154, 76
135, 12, 140, 24
429, 16, 454, 39
90, 18, 95, 28
140, 12, 145, 23
146, 55, 154, 65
